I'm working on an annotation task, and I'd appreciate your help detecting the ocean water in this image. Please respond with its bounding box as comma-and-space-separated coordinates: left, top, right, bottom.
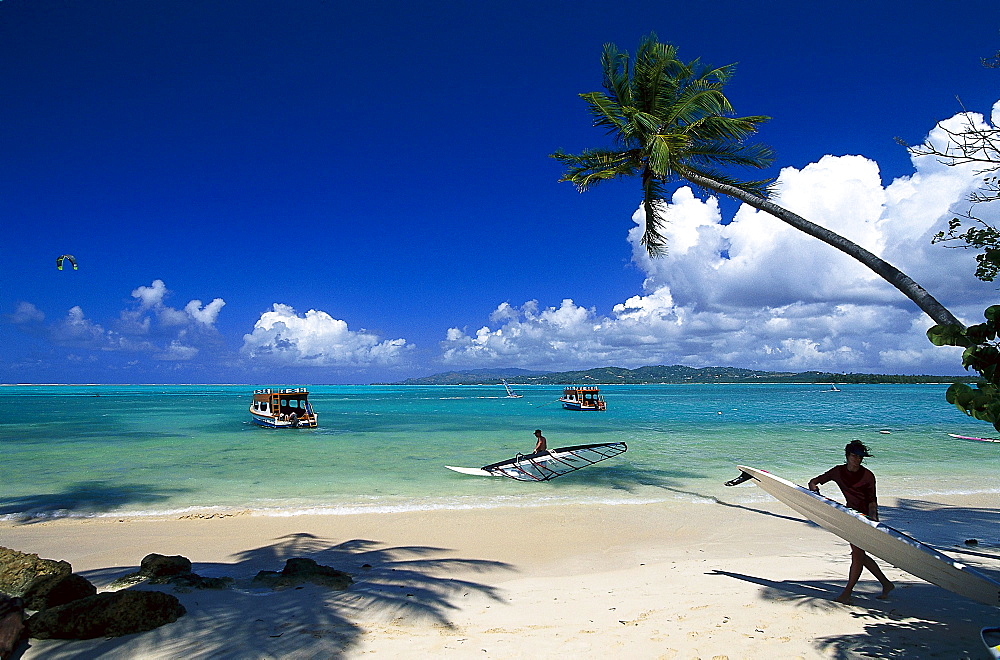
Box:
1, 383, 997, 521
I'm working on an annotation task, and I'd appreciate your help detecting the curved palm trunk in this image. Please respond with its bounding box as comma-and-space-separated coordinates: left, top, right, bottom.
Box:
682, 170, 964, 328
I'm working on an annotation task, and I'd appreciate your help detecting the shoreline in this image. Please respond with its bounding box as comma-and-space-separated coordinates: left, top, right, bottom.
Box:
4, 494, 999, 658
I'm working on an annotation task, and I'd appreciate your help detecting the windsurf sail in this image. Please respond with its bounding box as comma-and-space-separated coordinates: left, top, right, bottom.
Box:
480, 442, 627, 481
502, 379, 523, 398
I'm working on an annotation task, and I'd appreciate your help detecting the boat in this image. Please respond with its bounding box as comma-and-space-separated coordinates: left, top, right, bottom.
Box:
445, 442, 627, 481
502, 379, 523, 398
249, 388, 318, 428
559, 386, 606, 411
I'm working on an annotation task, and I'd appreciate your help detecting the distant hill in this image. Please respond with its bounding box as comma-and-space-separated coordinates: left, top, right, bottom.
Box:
389, 365, 979, 385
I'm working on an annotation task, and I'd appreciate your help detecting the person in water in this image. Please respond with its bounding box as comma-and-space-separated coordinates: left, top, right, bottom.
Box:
532, 429, 547, 454
808, 440, 895, 604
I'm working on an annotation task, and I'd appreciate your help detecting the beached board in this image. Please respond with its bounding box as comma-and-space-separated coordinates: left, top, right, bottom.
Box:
983, 627, 1000, 659
447, 442, 627, 481
736, 465, 1000, 607
948, 433, 1000, 443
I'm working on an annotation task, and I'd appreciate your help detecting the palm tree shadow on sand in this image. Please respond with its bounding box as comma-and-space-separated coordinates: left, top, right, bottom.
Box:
0, 481, 191, 525
709, 569, 999, 659
27, 533, 513, 659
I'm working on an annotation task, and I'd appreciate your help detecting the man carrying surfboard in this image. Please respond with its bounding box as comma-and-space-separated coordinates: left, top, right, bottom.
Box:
808, 440, 895, 604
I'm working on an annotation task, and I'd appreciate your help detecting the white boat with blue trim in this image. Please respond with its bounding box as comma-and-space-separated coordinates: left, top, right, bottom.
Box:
250, 388, 318, 428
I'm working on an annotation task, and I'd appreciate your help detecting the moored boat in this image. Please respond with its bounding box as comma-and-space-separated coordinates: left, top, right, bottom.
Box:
558, 386, 606, 411
250, 387, 318, 428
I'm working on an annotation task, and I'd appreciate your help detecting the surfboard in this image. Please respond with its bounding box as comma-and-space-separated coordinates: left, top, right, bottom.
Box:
983, 627, 1000, 659
948, 433, 1000, 443
736, 465, 1000, 607
447, 442, 627, 481
444, 465, 495, 477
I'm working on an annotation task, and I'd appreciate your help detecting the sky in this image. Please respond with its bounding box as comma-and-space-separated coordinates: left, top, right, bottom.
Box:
2, 0, 999, 384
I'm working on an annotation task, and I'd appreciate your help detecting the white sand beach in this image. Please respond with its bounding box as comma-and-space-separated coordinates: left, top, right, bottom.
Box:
3, 493, 1000, 659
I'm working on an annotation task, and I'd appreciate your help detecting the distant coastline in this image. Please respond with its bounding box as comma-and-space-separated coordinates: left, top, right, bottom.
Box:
385, 365, 981, 386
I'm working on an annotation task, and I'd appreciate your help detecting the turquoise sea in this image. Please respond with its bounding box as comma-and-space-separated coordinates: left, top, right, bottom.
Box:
1, 383, 997, 521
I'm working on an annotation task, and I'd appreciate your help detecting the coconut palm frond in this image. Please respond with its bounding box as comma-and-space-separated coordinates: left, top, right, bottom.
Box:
685, 140, 775, 171
600, 43, 633, 107
641, 177, 672, 256
552, 148, 641, 191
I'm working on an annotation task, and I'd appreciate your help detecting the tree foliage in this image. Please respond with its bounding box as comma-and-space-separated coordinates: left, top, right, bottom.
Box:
928, 306, 1000, 430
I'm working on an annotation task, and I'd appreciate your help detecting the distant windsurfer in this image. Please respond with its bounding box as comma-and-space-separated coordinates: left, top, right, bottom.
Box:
808, 440, 894, 604
532, 429, 547, 454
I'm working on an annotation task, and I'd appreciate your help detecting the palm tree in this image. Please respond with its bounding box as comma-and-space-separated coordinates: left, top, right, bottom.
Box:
551, 34, 962, 328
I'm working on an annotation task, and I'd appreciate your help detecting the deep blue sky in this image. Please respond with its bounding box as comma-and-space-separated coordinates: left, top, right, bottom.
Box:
2, 1, 999, 383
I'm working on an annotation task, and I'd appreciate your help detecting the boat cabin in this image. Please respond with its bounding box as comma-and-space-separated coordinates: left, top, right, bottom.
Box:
559, 386, 606, 411
250, 387, 318, 428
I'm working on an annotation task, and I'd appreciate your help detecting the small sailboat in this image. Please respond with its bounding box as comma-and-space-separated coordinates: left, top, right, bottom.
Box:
502, 379, 523, 398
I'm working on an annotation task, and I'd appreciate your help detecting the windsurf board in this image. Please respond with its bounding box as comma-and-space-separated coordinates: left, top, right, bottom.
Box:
948, 433, 1000, 443
444, 465, 495, 477
736, 465, 1000, 607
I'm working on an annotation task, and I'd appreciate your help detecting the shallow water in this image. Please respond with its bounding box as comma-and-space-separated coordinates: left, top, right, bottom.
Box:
1, 383, 997, 519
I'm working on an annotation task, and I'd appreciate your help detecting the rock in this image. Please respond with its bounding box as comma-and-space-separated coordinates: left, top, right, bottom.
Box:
0, 547, 71, 600
109, 553, 231, 591
252, 557, 353, 590
25, 591, 185, 640
965, 538, 979, 546
23, 573, 97, 611
138, 554, 192, 580
164, 574, 234, 591
0, 595, 26, 660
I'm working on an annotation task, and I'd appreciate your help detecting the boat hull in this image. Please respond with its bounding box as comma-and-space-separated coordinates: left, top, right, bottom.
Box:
249, 409, 317, 429
559, 398, 603, 411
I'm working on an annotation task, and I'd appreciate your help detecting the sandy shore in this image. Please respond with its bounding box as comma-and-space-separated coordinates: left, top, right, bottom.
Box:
2, 492, 999, 659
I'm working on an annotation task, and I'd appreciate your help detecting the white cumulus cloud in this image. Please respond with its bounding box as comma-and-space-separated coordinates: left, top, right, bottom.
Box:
11, 280, 226, 363
7, 302, 45, 325
440, 102, 1000, 374
241, 303, 411, 367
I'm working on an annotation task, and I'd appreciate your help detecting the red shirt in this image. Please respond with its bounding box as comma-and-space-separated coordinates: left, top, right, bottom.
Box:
813, 464, 876, 514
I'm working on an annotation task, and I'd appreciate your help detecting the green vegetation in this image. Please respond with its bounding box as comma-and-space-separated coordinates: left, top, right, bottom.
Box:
392, 365, 978, 386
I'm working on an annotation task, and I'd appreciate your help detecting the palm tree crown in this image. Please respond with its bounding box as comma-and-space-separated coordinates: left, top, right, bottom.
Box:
551, 33, 774, 256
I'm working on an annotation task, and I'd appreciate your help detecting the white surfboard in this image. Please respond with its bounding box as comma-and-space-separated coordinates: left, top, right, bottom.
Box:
444, 465, 495, 477
736, 465, 1000, 607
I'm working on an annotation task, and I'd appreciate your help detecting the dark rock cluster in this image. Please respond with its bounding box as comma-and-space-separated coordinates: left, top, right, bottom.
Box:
252, 557, 354, 590
0, 547, 186, 655
0, 545, 353, 656
110, 553, 234, 591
